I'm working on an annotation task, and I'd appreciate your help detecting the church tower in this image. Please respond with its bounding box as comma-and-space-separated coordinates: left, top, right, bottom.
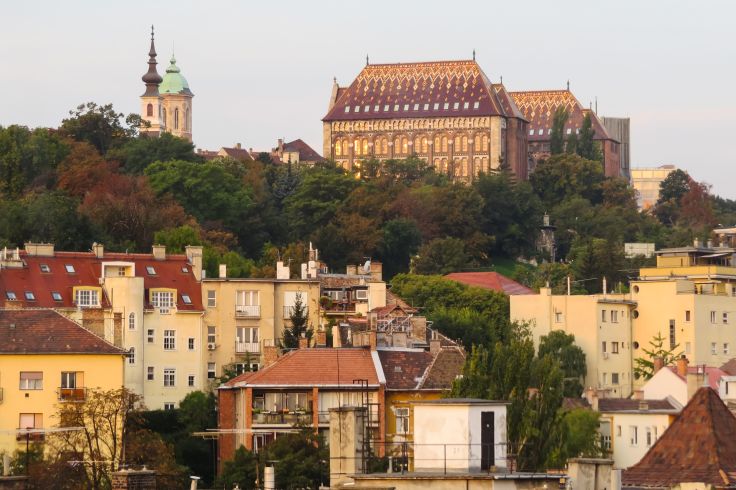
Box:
140, 26, 164, 137
159, 54, 194, 142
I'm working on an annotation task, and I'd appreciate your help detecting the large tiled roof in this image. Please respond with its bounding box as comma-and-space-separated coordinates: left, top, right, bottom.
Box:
509, 90, 615, 143
722, 359, 736, 376
224, 348, 380, 388
0, 309, 125, 355
323, 60, 523, 122
0, 251, 202, 311
378, 346, 464, 391
622, 388, 736, 488
667, 365, 726, 390
598, 398, 679, 413
220, 147, 253, 161
422, 347, 466, 390
281, 139, 322, 162
444, 271, 533, 295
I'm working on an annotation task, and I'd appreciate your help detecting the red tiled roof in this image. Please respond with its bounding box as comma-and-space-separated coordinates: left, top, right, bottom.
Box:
282, 139, 322, 162
509, 90, 615, 143
598, 398, 679, 413
623, 388, 736, 487
422, 347, 465, 390
0, 309, 125, 355
0, 251, 202, 311
220, 147, 253, 161
722, 359, 736, 376
323, 60, 522, 122
444, 272, 533, 295
667, 365, 726, 390
224, 348, 380, 388
379, 350, 433, 390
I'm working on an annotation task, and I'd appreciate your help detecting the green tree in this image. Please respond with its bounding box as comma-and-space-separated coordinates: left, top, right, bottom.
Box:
413, 237, 469, 275
545, 408, 604, 468
657, 169, 690, 205
538, 331, 587, 397
24, 191, 93, 250
530, 153, 605, 209
264, 428, 328, 489
576, 113, 601, 162
550, 107, 569, 155
113, 132, 199, 174
217, 446, 259, 489
282, 292, 312, 349
60, 102, 140, 155
378, 218, 423, 279
634, 332, 682, 380
153, 225, 203, 253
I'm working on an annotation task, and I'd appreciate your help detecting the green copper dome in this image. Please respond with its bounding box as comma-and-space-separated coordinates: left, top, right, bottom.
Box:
159, 56, 193, 96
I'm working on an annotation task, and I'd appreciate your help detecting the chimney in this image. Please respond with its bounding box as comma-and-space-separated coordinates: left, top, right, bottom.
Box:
276, 261, 290, 280
694, 237, 701, 248
602, 277, 607, 295
686, 370, 704, 400
24, 242, 54, 257
430, 337, 442, 355
676, 355, 689, 378
369, 261, 383, 282
152, 244, 166, 260
219, 264, 227, 279
368, 330, 377, 351
236, 142, 241, 149
584, 387, 599, 411
298, 334, 309, 349
316, 329, 327, 347
185, 245, 203, 281
632, 389, 644, 400
278, 138, 284, 154
262, 339, 279, 368
91, 242, 104, 258
653, 356, 665, 374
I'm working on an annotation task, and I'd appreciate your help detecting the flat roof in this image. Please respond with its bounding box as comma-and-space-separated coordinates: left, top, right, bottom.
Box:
412, 398, 510, 406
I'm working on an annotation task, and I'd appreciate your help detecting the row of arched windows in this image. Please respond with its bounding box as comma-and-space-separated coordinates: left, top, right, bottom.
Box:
145, 105, 190, 132
333, 132, 490, 157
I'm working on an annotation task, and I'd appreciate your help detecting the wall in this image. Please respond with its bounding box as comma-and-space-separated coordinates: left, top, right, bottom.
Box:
606, 412, 672, 469
642, 369, 687, 406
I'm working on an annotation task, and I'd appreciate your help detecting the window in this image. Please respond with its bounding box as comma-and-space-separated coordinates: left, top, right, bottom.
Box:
413, 103, 419, 111
602, 342, 607, 353
538, 129, 544, 135
473, 101, 480, 109
146, 103, 153, 117
611, 310, 618, 323
423, 103, 429, 110
566, 128, 572, 134
646, 427, 652, 446
355, 289, 368, 300
403, 104, 409, 111
711, 311, 717, 323
354, 105, 360, 113
207, 326, 216, 344
128, 347, 135, 364
555, 311, 563, 323
463, 102, 469, 109
453, 102, 459, 110
612, 342, 619, 354
163, 369, 176, 387
146, 266, 156, 275
616, 425, 622, 437
344, 106, 350, 113
685, 310, 691, 322
147, 329, 154, 343
529, 129, 535, 136
237, 327, 259, 347
601, 310, 607, 323
612, 372, 619, 385
164, 403, 175, 411
20, 372, 43, 390
602, 372, 607, 385
188, 375, 195, 387
669, 320, 676, 349
19, 413, 42, 431
712, 342, 717, 355
384, 105, 389, 111
630, 426, 638, 446
6, 291, 16, 300
40, 264, 50, 273
61, 372, 77, 389
151, 290, 174, 309
147, 367, 154, 381
181, 294, 192, 305
207, 363, 216, 379
725, 343, 730, 355
164, 330, 176, 350
685, 342, 691, 354
128, 312, 135, 330
75, 289, 99, 307
395, 407, 410, 434
364, 105, 369, 112
394, 104, 399, 111
24, 291, 35, 301
181, 266, 189, 273
207, 290, 216, 307
374, 105, 379, 112
724, 312, 729, 324
65, 264, 75, 273
174, 108, 179, 129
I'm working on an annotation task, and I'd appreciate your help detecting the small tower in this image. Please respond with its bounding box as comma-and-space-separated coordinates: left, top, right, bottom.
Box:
159, 54, 194, 142
140, 26, 164, 137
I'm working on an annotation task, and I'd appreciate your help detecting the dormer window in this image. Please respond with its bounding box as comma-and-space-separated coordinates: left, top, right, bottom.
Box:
6, 291, 17, 300
463, 102, 470, 109
40, 264, 50, 273
443, 102, 449, 110
393, 104, 399, 111
75, 289, 99, 308
24, 292, 35, 301
473, 101, 480, 109
65, 264, 75, 273
181, 294, 192, 305
434, 103, 439, 110
344, 106, 350, 113
181, 266, 189, 273
51, 291, 62, 302
453, 102, 460, 110
146, 266, 156, 275
403, 104, 409, 111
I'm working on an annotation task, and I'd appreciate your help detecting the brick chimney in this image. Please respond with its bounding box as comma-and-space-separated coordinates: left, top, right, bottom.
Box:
112, 469, 156, 490
676, 355, 689, 378
152, 244, 166, 260
368, 330, 377, 351
315, 329, 327, 347
584, 387, 599, 411
262, 340, 279, 368
430, 338, 442, 355
92, 242, 104, 258
299, 334, 309, 349
632, 389, 644, 400
653, 356, 665, 374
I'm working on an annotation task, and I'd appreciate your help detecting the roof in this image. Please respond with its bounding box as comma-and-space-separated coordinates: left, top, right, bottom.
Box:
379, 349, 434, 390
0, 309, 125, 355
622, 388, 736, 488
159, 56, 193, 96
219, 147, 253, 161
722, 359, 736, 376
667, 365, 726, 390
224, 348, 380, 388
0, 251, 202, 311
320, 274, 373, 289
323, 60, 523, 122
598, 398, 679, 413
412, 398, 510, 406
562, 398, 591, 410
444, 272, 534, 295
422, 347, 466, 390
509, 90, 614, 143
280, 139, 322, 163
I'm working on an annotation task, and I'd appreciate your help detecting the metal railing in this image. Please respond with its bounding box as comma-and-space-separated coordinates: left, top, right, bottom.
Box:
58, 387, 87, 402
235, 341, 260, 354
235, 305, 261, 318
252, 411, 313, 425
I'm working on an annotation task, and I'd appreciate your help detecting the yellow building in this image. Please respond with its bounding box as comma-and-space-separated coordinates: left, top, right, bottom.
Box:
201, 261, 321, 382
0, 309, 125, 456
630, 165, 677, 210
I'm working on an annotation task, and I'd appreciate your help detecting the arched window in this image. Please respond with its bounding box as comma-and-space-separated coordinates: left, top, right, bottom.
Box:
474, 157, 481, 176
434, 136, 440, 151
462, 136, 468, 152
482, 134, 489, 152
162, 108, 167, 127
421, 137, 428, 153
401, 137, 409, 154
354, 138, 361, 156
381, 138, 388, 155
335, 140, 342, 156
128, 347, 135, 365
341, 139, 349, 156
482, 157, 488, 172
128, 312, 135, 330
441, 136, 448, 152
362, 138, 369, 155
185, 109, 190, 130
414, 136, 422, 153
441, 158, 448, 173
146, 103, 153, 117
174, 108, 179, 130
394, 136, 401, 153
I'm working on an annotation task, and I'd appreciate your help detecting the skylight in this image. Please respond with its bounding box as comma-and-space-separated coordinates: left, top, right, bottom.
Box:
538, 129, 544, 135
364, 105, 369, 112
444, 103, 449, 110
374, 105, 379, 112
423, 103, 429, 110
146, 266, 156, 275
181, 266, 189, 273
6, 291, 16, 300
463, 102, 470, 109
453, 102, 460, 110
51, 291, 62, 301
181, 294, 192, 305
473, 101, 480, 109
393, 104, 399, 111
354, 106, 360, 113
529, 129, 535, 135
65, 264, 75, 273
24, 291, 35, 301
383, 105, 389, 111
344, 106, 350, 113
413, 104, 419, 111
40, 264, 50, 273
433, 103, 440, 110
403, 104, 409, 111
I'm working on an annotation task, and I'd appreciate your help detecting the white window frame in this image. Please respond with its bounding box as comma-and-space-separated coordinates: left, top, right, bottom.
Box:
151, 290, 174, 309
147, 329, 154, 343
128, 312, 135, 330
164, 330, 176, 350
76, 289, 99, 308
188, 375, 195, 387
207, 363, 216, 379
207, 290, 216, 308
207, 326, 216, 344
20, 372, 43, 390
395, 407, 410, 434
128, 347, 135, 364
163, 368, 176, 387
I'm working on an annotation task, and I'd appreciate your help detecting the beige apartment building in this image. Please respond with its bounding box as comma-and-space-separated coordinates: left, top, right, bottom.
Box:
630, 165, 677, 210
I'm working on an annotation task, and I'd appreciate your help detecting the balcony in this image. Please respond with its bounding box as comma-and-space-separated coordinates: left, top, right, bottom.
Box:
58, 387, 87, 402
16, 430, 44, 442
235, 341, 260, 354
252, 410, 313, 425
323, 301, 357, 315
236, 305, 260, 318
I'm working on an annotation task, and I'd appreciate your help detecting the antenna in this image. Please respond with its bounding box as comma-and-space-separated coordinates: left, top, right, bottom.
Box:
472, 49, 476, 61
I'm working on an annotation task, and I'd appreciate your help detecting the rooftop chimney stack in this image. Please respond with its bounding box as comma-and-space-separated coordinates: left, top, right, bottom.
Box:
219, 264, 227, 279
653, 356, 665, 374
152, 244, 166, 260
676, 355, 689, 378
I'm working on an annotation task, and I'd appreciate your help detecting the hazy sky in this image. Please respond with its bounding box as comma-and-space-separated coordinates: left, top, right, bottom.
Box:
2, 1, 735, 197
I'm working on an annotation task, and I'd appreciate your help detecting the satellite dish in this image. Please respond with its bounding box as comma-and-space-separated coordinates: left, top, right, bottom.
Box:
364, 259, 371, 273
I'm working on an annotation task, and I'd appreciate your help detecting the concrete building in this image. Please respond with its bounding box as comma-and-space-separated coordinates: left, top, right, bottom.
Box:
630, 165, 677, 210
602, 117, 631, 181
323, 59, 529, 181
0, 309, 126, 456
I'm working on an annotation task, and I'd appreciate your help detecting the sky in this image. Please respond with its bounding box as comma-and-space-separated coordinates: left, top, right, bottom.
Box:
1, 0, 735, 197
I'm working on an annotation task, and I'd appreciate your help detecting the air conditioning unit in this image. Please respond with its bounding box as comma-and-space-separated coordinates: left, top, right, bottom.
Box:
207, 343, 216, 351
602, 352, 609, 360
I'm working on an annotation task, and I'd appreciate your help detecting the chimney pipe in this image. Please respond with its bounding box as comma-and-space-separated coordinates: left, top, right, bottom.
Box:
219, 264, 227, 279
676, 355, 689, 378
653, 356, 665, 374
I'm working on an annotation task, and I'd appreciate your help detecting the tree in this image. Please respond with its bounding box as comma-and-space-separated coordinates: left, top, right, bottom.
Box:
529, 153, 605, 209
657, 169, 690, 205
413, 237, 469, 275
550, 107, 569, 155
634, 332, 682, 380
153, 225, 203, 253
378, 218, 423, 279
60, 102, 140, 155
217, 446, 259, 489
538, 331, 587, 397
113, 132, 199, 174
544, 408, 604, 468
281, 292, 312, 349
576, 113, 601, 162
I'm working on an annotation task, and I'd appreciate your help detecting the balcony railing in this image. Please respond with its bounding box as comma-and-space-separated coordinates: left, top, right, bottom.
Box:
252, 411, 313, 425
58, 387, 87, 402
236, 305, 261, 318
235, 341, 260, 354
16, 430, 44, 442
283, 306, 308, 319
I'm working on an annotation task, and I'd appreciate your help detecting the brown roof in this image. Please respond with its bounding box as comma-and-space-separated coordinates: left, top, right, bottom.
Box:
224, 348, 380, 388
509, 90, 615, 143
323, 60, 523, 122
422, 347, 465, 390
721, 359, 736, 376
667, 365, 726, 390
0, 309, 125, 355
220, 147, 254, 161
622, 388, 736, 488
598, 398, 679, 413
0, 251, 203, 311
562, 398, 591, 410
282, 139, 322, 162
444, 271, 534, 295
378, 346, 465, 391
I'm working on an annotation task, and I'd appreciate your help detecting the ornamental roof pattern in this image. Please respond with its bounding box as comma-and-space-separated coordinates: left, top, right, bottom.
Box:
509, 89, 615, 143
323, 60, 524, 122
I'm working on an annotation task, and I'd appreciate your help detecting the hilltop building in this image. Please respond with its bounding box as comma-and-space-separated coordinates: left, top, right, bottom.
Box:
630, 165, 678, 209
323, 59, 529, 181
139, 27, 194, 142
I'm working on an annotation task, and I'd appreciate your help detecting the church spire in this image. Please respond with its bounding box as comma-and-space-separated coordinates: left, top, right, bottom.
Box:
142, 25, 163, 96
